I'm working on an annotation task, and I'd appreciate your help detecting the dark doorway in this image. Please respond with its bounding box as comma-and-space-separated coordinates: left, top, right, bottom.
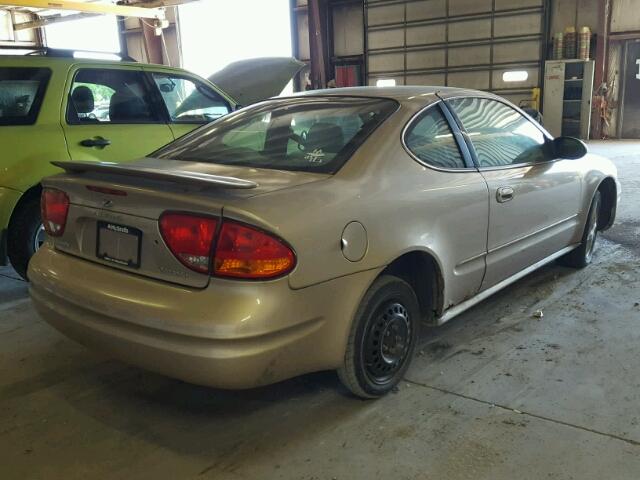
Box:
621, 39, 640, 138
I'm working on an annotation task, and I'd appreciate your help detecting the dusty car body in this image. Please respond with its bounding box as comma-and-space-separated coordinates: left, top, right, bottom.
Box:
29, 87, 619, 398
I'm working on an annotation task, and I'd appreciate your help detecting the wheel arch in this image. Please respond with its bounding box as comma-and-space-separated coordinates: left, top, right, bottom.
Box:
596, 177, 617, 231
8, 184, 42, 231
379, 250, 445, 325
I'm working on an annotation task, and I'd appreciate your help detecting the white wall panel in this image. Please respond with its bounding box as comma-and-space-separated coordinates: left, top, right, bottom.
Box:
495, 0, 542, 9
448, 19, 491, 41
333, 4, 364, 56
448, 70, 491, 89
493, 40, 540, 63
406, 0, 447, 20
406, 23, 446, 45
367, 3, 405, 26
368, 28, 404, 49
494, 13, 541, 37
449, 45, 491, 66
0, 11, 13, 41
369, 51, 404, 72
449, 0, 492, 16
405, 72, 446, 85
406, 49, 446, 69
611, 0, 640, 33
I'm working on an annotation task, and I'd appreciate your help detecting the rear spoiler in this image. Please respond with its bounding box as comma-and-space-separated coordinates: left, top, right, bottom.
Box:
51, 161, 258, 189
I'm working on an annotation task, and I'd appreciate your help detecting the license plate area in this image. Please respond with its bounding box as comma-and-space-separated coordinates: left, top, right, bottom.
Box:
96, 221, 142, 269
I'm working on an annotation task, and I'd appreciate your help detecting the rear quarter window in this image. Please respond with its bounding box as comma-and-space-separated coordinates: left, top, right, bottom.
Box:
0, 67, 51, 126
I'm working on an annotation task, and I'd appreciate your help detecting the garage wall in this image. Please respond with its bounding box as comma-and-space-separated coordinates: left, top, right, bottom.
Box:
122, 9, 181, 66
549, 0, 598, 38
611, 0, 640, 33
365, 0, 547, 105
607, 0, 640, 138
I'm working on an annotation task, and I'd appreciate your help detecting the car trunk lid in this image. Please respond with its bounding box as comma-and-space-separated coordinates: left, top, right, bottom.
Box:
45, 158, 327, 288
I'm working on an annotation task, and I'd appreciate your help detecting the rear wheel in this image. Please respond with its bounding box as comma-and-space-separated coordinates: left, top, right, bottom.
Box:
560, 191, 601, 268
7, 196, 43, 280
338, 275, 419, 399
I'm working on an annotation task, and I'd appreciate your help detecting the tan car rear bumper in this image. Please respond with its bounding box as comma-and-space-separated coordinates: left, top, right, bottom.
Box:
29, 245, 381, 389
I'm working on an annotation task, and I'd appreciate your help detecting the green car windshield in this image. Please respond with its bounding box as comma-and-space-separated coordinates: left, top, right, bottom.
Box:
154, 96, 399, 174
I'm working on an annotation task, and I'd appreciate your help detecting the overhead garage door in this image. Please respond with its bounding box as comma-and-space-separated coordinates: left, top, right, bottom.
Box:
365, 0, 546, 105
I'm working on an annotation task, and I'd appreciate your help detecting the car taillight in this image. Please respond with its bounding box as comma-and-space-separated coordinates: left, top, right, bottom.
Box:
41, 188, 70, 237
214, 221, 295, 279
159, 212, 296, 279
159, 213, 218, 274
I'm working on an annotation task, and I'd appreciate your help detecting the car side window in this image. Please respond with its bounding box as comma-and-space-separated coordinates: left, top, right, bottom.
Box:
0, 67, 51, 126
67, 69, 160, 124
404, 105, 467, 169
152, 74, 230, 123
447, 97, 548, 168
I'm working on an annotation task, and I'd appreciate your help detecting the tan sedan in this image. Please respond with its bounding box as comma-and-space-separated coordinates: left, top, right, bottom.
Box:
29, 87, 619, 398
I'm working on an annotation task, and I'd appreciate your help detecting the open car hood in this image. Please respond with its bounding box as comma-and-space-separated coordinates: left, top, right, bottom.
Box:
209, 57, 305, 106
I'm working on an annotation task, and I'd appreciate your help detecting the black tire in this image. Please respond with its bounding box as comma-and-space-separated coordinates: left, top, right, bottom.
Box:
559, 190, 601, 269
338, 275, 420, 399
7, 196, 43, 280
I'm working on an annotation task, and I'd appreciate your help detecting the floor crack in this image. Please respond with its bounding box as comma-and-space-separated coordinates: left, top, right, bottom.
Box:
404, 378, 640, 448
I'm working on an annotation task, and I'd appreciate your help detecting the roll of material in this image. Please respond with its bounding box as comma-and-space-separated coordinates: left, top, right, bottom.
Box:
553, 32, 564, 60
578, 26, 591, 60
564, 26, 577, 59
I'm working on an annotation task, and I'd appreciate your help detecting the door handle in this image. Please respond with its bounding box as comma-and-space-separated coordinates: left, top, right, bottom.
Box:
80, 137, 111, 149
496, 186, 515, 203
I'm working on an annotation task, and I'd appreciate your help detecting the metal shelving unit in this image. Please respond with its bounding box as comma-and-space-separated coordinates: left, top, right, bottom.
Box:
542, 59, 594, 139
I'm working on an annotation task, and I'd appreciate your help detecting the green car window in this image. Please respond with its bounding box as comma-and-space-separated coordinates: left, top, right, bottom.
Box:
0, 67, 51, 126
67, 69, 161, 124
152, 74, 230, 123
154, 96, 399, 174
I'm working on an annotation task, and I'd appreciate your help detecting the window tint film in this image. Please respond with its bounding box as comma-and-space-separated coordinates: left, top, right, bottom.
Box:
152, 74, 230, 123
405, 105, 466, 169
67, 69, 160, 124
448, 97, 548, 168
0, 67, 51, 126
154, 96, 398, 174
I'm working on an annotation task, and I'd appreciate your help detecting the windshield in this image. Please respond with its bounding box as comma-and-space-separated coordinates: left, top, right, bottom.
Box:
154, 96, 399, 174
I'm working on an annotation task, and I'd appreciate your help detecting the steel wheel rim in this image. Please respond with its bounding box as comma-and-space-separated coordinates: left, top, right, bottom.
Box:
585, 199, 599, 262
33, 223, 46, 252
363, 302, 411, 385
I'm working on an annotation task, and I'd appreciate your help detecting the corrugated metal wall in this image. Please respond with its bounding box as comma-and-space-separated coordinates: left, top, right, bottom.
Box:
365, 0, 547, 105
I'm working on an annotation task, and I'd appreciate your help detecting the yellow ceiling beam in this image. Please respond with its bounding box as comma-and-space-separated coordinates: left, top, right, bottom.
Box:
2, 0, 165, 19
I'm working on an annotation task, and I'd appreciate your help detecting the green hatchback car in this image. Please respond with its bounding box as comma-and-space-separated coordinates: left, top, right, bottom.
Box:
0, 50, 299, 278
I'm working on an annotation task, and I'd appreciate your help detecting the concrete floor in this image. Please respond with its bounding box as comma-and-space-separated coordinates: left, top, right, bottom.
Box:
1, 140, 639, 479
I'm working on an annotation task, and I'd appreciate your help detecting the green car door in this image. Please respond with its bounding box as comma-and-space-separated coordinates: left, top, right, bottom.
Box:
62, 64, 174, 162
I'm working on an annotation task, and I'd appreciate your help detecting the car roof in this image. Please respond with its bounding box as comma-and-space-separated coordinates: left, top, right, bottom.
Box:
291, 85, 498, 102
0, 54, 185, 73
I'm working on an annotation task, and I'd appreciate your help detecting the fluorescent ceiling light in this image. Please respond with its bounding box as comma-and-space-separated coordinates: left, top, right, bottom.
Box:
503, 70, 528, 82
376, 78, 396, 87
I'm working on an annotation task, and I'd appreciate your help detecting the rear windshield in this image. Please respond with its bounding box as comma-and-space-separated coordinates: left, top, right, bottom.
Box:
0, 67, 51, 126
154, 96, 399, 173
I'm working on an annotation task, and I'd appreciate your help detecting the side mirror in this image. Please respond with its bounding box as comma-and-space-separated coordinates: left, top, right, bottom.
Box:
553, 136, 587, 160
